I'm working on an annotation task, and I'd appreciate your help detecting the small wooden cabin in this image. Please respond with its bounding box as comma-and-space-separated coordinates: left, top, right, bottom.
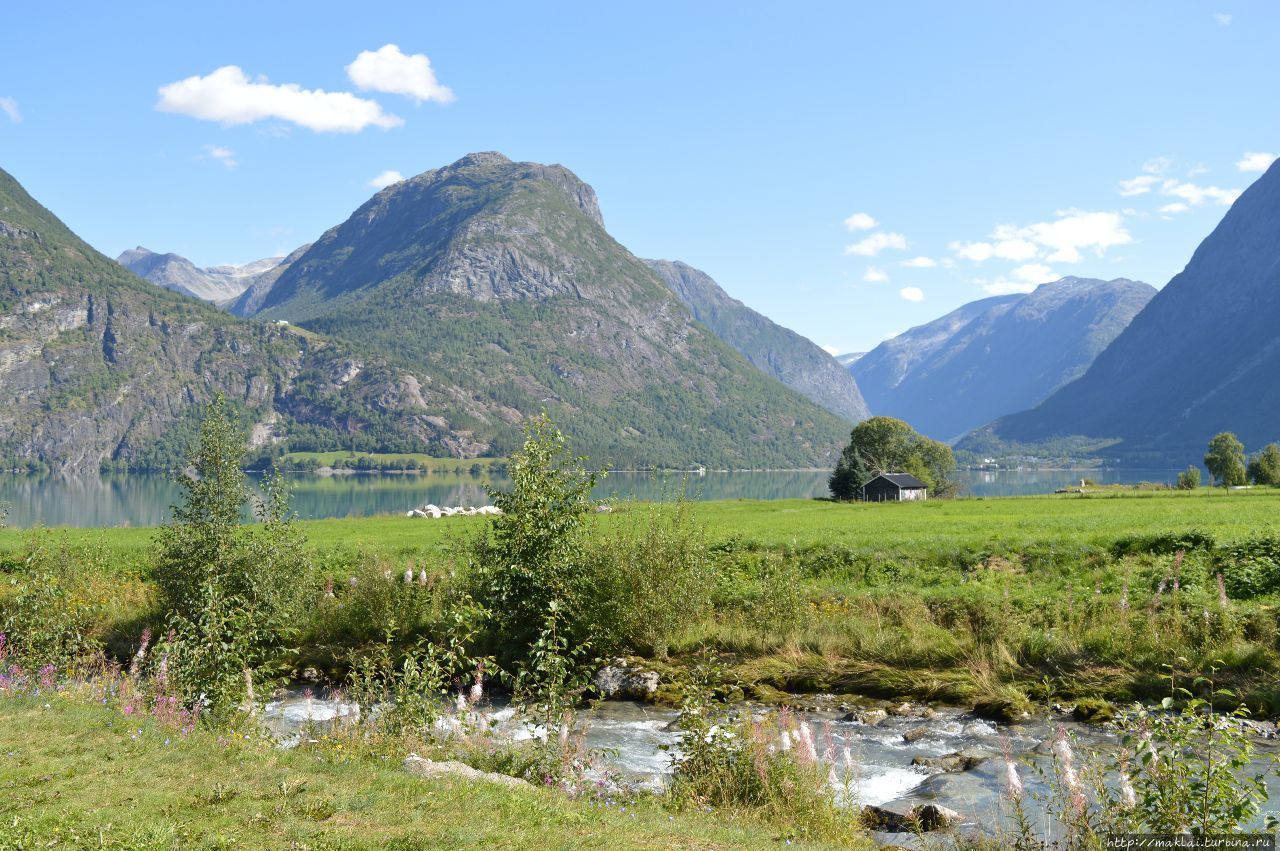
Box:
861, 473, 928, 502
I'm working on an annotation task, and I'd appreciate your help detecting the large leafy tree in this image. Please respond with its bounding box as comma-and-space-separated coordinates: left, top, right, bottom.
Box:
1203, 432, 1247, 487
828, 416, 956, 500
1247, 442, 1280, 486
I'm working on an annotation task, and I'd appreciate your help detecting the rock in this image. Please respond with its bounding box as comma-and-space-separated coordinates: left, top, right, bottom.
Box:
862, 803, 964, 833
593, 658, 660, 700
972, 695, 1032, 723
594, 504, 614, 513
891, 702, 916, 717
1071, 698, 1115, 723
843, 708, 888, 725
911, 750, 990, 772
404, 754, 531, 788
902, 727, 932, 744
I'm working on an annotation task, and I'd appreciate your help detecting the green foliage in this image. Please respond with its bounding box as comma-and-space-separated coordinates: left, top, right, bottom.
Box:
0, 535, 101, 667
666, 661, 857, 843
152, 394, 309, 712
1204, 432, 1247, 487
1113, 668, 1274, 834
1219, 535, 1280, 599
1177, 465, 1202, 490
1247, 443, 1280, 486
585, 495, 714, 658
828, 416, 956, 499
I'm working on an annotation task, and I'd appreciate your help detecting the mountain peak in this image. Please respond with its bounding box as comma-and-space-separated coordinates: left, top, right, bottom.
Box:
445, 151, 513, 169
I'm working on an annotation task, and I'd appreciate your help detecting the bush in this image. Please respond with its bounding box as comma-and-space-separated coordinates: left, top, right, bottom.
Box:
0, 535, 101, 668
152, 394, 309, 712
1176, 465, 1201, 490
1219, 536, 1280, 599
586, 495, 713, 658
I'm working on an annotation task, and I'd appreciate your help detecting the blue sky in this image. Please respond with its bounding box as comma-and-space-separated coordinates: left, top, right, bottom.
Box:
3, 1, 1277, 353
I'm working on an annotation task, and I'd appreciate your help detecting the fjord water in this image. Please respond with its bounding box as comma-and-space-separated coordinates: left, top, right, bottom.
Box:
1, 468, 1179, 528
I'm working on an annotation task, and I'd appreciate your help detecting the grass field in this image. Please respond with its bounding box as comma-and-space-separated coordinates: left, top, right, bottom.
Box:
5, 487, 1276, 568
0, 697, 814, 850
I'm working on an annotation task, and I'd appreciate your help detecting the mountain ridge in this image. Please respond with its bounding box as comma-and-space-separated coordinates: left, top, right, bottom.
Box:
962, 160, 1280, 463
854, 277, 1155, 442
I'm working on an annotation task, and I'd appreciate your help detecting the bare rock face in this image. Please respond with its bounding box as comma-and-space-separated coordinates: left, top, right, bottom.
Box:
403, 754, 531, 789
117, 246, 293, 303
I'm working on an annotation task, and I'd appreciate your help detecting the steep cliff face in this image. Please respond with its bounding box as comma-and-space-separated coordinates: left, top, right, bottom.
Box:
854, 278, 1154, 441
0, 167, 490, 473
964, 160, 1280, 463
644, 259, 868, 422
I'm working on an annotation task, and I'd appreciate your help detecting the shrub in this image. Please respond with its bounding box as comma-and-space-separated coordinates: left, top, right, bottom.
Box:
586, 495, 713, 658
1176, 465, 1201, 490
1219, 535, 1280, 599
0, 535, 100, 667
152, 394, 309, 712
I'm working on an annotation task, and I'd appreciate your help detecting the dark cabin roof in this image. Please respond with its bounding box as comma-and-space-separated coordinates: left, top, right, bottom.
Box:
866, 473, 928, 489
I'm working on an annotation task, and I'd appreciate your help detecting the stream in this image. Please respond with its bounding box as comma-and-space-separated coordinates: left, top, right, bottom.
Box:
259, 691, 1280, 840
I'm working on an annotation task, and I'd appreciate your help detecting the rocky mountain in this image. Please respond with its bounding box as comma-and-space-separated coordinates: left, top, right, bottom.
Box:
229, 243, 311, 316
854, 278, 1155, 441
112, 152, 851, 469
116, 247, 292, 304
962, 160, 1280, 464
642, 259, 869, 422
0, 167, 476, 474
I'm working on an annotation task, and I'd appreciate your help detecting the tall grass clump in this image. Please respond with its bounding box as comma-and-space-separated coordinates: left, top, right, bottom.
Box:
666, 662, 864, 844
152, 393, 309, 713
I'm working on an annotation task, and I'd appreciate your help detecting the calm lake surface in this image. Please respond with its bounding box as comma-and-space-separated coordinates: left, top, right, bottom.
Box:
0, 468, 1179, 528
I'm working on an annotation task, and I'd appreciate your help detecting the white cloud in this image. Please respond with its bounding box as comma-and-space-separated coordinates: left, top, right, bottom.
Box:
1160, 178, 1240, 206
1118, 175, 1159, 196
157, 65, 403, 133
1012, 263, 1055, 284
821, 344, 840, 356
345, 44, 454, 105
844, 212, 877, 231
863, 267, 889, 282
1159, 202, 1190, 217
368, 169, 405, 189
951, 241, 994, 262
899, 286, 924, 302
203, 144, 237, 168
1237, 152, 1277, 173
1214, 12, 1232, 26
844, 231, 907, 257
993, 238, 1039, 261
1013, 210, 1132, 263
901, 256, 936, 268
0, 96, 20, 124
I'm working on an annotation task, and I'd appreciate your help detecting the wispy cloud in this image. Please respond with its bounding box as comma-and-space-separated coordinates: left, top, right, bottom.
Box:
863, 267, 888, 282
346, 44, 454, 104
1159, 178, 1240, 207
368, 169, 405, 189
845, 231, 907, 257
843, 212, 877, 231
901, 256, 936, 268
821, 344, 840, 356
0, 96, 21, 124
203, 144, 237, 168
1237, 151, 1276, 173
899, 286, 924, 302
157, 66, 403, 133
1214, 12, 1232, 26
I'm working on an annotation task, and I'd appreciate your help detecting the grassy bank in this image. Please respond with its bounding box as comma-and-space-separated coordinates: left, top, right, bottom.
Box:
4, 488, 1280, 715
0, 696, 810, 849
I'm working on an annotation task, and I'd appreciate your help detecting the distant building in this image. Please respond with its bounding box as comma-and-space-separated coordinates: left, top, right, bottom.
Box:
861, 473, 928, 502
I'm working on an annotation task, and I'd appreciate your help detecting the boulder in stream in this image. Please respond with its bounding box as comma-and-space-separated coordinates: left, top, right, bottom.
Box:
862, 802, 964, 832
594, 658, 660, 700
911, 750, 991, 772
